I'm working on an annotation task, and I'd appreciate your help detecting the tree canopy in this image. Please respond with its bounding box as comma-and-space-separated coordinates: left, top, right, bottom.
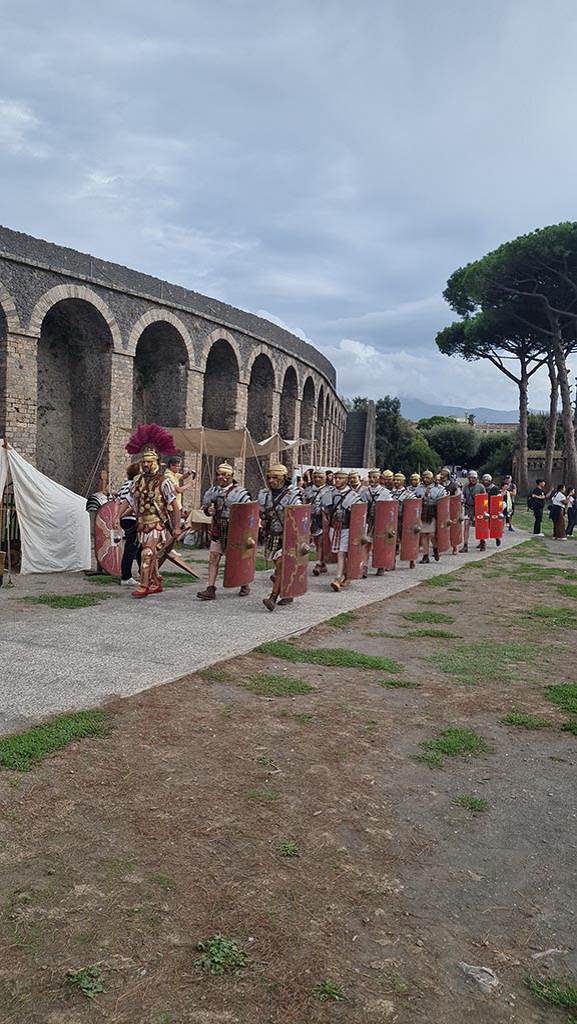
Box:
423, 422, 479, 467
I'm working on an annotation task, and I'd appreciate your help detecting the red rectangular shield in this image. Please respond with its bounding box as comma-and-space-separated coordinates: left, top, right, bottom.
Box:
280, 504, 311, 598
474, 492, 490, 540
435, 495, 451, 554
94, 500, 124, 577
347, 501, 368, 580
223, 501, 259, 588
321, 510, 337, 564
400, 498, 422, 563
449, 494, 464, 551
489, 494, 505, 539
372, 500, 398, 570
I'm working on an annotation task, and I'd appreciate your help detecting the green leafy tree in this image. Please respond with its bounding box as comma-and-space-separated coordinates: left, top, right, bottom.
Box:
440, 223, 577, 487
374, 396, 414, 470
436, 308, 547, 493
416, 415, 457, 431
527, 412, 563, 451
424, 423, 479, 467
399, 433, 442, 476
477, 436, 517, 479
476, 431, 519, 468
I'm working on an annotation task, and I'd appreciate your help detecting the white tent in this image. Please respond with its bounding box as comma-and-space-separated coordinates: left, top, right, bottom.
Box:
0, 442, 91, 574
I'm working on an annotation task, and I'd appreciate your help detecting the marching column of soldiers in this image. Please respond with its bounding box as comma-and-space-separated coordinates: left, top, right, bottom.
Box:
115, 424, 506, 609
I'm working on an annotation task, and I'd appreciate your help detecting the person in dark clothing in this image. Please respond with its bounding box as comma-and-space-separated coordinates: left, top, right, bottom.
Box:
567, 487, 576, 536
118, 463, 141, 585
529, 478, 547, 536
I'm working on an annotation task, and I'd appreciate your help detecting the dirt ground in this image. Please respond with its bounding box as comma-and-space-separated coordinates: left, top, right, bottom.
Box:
1, 537, 577, 1024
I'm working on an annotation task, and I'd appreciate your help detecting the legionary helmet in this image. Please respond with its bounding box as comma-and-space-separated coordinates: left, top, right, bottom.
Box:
267, 463, 288, 488
217, 463, 234, 477
410, 472, 421, 485
126, 423, 178, 474
422, 470, 434, 482
312, 470, 326, 484
393, 472, 406, 485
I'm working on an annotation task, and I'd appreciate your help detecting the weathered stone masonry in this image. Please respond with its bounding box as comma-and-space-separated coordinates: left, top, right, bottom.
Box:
0, 227, 346, 494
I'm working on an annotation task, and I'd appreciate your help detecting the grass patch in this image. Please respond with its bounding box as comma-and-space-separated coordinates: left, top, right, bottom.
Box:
424, 574, 454, 588
546, 683, 577, 715
526, 974, 577, 1010
405, 628, 461, 639
160, 571, 198, 588
87, 574, 118, 586
378, 677, 419, 688
242, 673, 314, 697
501, 710, 551, 730
277, 840, 299, 858
557, 583, 577, 599
247, 785, 280, 802
416, 727, 490, 768
22, 593, 117, 610
524, 605, 577, 628
417, 598, 462, 606
510, 562, 577, 582
256, 640, 403, 673
195, 935, 249, 976
561, 720, 577, 736
433, 640, 539, 685
326, 611, 357, 628
401, 610, 454, 624
197, 666, 232, 683
66, 965, 105, 999
0, 710, 109, 772
313, 980, 346, 1003
455, 794, 488, 813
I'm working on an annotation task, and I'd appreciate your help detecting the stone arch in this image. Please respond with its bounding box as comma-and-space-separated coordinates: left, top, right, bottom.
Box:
279, 365, 299, 473
244, 345, 280, 391
202, 337, 240, 430
246, 352, 276, 497
200, 328, 243, 376
128, 309, 194, 364
0, 281, 21, 334
29, 284, 122, 351
132, 321, 190, 428
300, 376, 316, 468
37, 297, 115, 493
316, 385, 325, 465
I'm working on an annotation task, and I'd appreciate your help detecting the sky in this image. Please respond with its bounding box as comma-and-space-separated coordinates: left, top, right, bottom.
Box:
1, 0, 577, 411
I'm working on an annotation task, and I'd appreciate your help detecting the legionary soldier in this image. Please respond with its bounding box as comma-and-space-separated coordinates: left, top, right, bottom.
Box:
118, 424, 181, 599
197, 463, 252, 601
388, 472, 411, 559
461, 470, 486, 552
481, 473, 501, 549
260, 463, 302, 611
439, 466, 460, 496
361, 468, 390, 578
414, 469, 446, 564
380, 469, 394, 489
307, 469, 334, 576
328, 469, 363, 592
348, 470, 363, 494
408, 472, 422, 495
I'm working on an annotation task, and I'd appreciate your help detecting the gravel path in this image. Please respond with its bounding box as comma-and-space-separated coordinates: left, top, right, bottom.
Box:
0, 532, 528, 734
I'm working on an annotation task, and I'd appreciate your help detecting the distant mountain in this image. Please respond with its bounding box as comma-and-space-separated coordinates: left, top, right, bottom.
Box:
399, 397, 519, 423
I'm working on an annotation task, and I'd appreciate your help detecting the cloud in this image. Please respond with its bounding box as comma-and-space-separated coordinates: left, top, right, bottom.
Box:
0, 99, 47, 158
2, 1, 577, 411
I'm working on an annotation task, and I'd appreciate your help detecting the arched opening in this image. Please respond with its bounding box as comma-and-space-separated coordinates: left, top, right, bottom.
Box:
323, 394, 330, 465
202, 338, 239, 430
300, 376, 315, 472
201, 338, 240, 491
316, 386, 325, 465
246, 353, 275, 497
279, 366, 298, 472
133, 322, 189, 428
0, 306, 7, 438
37, 298, 113, 493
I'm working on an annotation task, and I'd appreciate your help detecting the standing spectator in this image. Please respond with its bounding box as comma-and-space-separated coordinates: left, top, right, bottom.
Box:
566, 487, 576, 536
550, 484, 567, 540
460, 470, 486, 552
529, 478, 547, 537
118, 463, 141, 585
503, 475, 517, 531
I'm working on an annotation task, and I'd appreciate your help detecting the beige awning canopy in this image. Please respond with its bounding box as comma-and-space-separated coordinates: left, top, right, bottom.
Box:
123, 426, 310, 459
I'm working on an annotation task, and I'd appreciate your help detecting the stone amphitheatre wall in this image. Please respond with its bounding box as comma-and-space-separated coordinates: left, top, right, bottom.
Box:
0, 227, 346, 495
